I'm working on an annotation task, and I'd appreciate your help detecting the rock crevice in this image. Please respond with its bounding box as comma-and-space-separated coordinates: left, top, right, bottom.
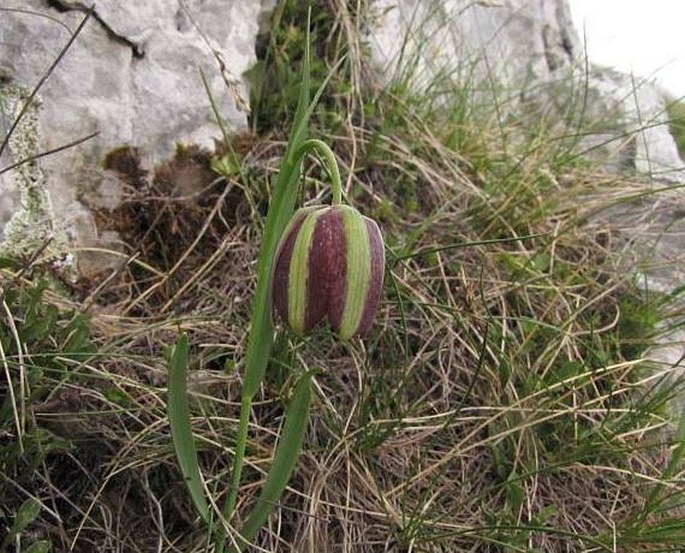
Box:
46, 0, 145, 58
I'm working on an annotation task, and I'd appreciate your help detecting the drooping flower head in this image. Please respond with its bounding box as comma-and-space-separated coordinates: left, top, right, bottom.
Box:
272, 204, 384, 340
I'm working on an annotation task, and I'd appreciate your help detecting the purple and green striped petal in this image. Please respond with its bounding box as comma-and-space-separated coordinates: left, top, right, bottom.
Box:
272, 206, 317, 332
328, 206, 369, 339
272, 204, 385, 340
355, 217, 385, 336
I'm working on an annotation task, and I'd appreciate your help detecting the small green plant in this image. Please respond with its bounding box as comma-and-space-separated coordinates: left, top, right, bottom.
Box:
0, 262, 94, 551
167, 18, 385, 550
247, 0, 352, 134
0, 499, 49, 553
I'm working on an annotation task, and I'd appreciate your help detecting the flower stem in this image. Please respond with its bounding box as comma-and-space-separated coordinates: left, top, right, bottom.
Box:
224, 395, 252, 520
297, 139, 343, 205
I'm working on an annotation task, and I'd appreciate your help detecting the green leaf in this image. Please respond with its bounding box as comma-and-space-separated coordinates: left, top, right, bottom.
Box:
240, 21, 314, 399
13, 498, 42, 534
0, 499, 42, 553
222, 9, 343, 546
232, 372, 314, 551
167, 333, 210, 524
242, 23, 346, 399
25, 541, 51, 553
0, 257, 19, 269
643, 400, 685, 515
222, 8, 319, 532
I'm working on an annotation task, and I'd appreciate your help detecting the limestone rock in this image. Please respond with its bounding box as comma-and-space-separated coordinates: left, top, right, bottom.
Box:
0, 0, 274, 269
368, 0, 685, 180
559, 66, 685, 181
369, 0, 578, 92
0, 84, 57, 259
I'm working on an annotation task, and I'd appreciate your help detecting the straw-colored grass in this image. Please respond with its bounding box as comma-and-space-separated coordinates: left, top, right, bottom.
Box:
1, 1, 684, 551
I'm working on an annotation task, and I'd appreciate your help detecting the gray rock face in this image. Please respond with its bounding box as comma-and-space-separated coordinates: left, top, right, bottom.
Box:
369, 0, 685, 180
370, 0, 578, 94
563, 67, 685, 181
0, 0, 274, 268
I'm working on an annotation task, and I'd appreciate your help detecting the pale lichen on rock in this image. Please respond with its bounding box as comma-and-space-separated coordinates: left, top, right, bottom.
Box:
0, 83, 66, 260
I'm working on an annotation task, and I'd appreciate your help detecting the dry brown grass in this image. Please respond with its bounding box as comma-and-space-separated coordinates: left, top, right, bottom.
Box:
2, 113, 678, 551
2, 2, 685, 551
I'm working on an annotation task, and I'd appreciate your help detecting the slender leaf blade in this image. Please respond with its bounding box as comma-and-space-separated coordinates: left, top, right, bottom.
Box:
233, 372, 314, 551
242, 32, 346, 398
12, 499, 41, 536
167, 333, 210, 523
1, 499, 42, 553
221, 18, 318, 541
24, 542, 51, 553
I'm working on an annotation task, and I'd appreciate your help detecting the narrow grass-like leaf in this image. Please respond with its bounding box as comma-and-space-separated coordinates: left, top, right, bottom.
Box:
224, 9, 321, 527
0, 8, 93, 160
167, 333, 210, 524
223, 9, 344, 545
231, 371, 314, 552
220, 28, 316, 532
0, 131, 99, 177
394, 234, 545, 261
0, 257, 19, 269
663, 400, 685, 480
643, 400, 685, 515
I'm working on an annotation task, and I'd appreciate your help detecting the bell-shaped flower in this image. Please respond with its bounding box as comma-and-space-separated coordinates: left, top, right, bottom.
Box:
272, 204, 384, 339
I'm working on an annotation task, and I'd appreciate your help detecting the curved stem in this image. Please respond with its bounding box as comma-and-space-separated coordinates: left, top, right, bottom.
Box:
296, 139, 343, 205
